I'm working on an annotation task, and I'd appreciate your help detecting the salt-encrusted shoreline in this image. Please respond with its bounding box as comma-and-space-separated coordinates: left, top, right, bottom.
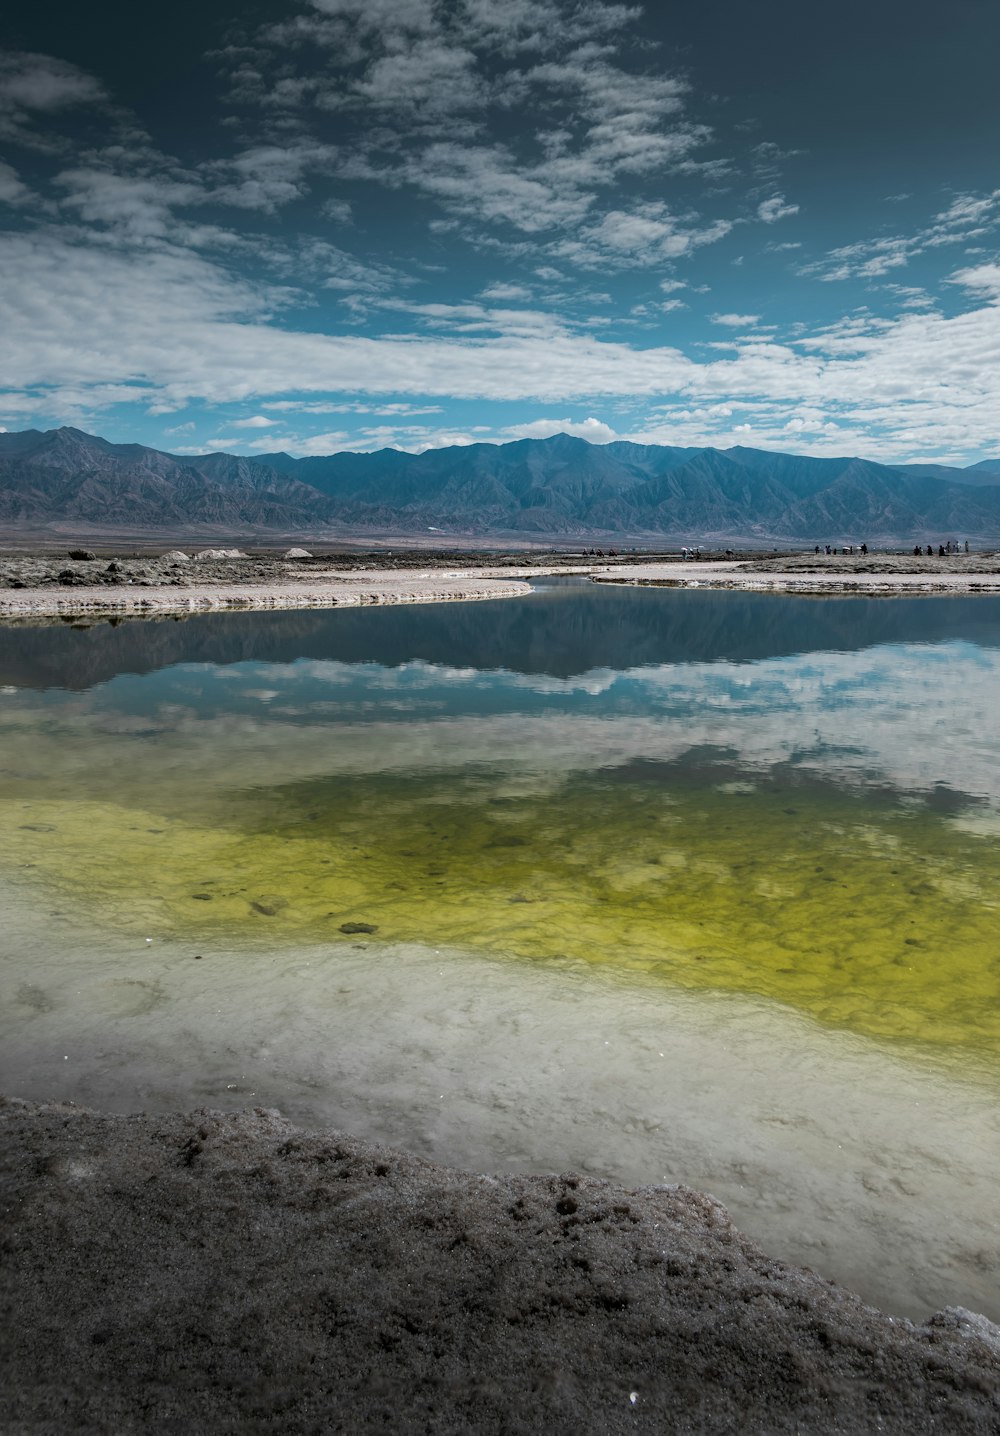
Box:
5, 551, 1000, 621
596, 558, 1000, 595
1, 1098, 997, 1433
0, 568, 534, 618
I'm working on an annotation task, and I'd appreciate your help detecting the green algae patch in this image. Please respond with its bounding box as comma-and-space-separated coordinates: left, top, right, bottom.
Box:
2, 761, 999, 1058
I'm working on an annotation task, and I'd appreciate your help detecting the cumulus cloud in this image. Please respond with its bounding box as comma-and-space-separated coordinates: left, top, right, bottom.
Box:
711, 312, 761, 326
949, 263, 1000, 298
3, 225, 1000, 466
54, 168, 207, 240
804, 188, 1000, 283
3, 27, 999, 473
552, 204, 732, 269
504, 416, 619, 442
480, 281, 534, 301
217, 0, 734, 267
756, 194, 798, 224
0, 51, 107, 147
0, 160, 30, 205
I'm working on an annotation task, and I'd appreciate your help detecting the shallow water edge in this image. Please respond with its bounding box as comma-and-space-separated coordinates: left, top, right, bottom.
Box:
3, 885, 998, 1325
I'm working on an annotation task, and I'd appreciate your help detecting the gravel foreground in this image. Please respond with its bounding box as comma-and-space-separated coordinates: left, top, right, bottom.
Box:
2, 1099, 998, 1434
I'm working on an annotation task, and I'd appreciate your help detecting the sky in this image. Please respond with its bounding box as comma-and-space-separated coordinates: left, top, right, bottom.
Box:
1, 0, 999, 465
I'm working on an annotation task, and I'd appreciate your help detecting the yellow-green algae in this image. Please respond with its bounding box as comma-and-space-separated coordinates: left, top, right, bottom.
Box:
3, 759, 999, 1058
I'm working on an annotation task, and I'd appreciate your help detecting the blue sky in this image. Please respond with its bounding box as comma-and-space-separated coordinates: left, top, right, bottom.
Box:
1, 0, 999, 464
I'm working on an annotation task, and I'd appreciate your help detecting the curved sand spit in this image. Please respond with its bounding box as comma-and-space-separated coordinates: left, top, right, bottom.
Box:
0, 569, 533, 619
2, 1098, 998, 1433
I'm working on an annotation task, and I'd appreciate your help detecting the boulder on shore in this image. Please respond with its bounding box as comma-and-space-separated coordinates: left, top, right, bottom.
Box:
194, 548, 245, 560
284, 547, 313, 559
160, 550, 190, 563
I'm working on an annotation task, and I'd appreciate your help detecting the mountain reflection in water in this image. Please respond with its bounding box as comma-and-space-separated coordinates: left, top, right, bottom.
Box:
5, 579, 1000, 690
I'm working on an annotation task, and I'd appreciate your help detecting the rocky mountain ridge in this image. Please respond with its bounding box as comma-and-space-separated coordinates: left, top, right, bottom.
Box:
2, 426, 999, 542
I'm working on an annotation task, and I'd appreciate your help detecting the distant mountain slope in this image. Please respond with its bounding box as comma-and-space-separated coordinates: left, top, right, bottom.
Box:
2, 426, 1000, 540
0, 427, 338, 530
259, 434, 1000, 538
896, 459, 1000, 487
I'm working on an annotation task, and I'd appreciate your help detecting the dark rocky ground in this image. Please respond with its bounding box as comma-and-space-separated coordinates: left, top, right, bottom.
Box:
2, 1099, 998, 1434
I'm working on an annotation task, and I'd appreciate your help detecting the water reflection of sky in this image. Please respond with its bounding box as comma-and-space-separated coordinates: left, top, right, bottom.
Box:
2, 587, 1000, 816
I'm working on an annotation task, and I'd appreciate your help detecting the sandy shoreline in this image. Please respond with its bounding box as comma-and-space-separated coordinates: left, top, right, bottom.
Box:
2, 1097, 998, 1433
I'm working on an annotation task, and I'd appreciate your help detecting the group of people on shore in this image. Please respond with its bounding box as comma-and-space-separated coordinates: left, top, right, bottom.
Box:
911, 540, 970, 556
814, 544, 868, 556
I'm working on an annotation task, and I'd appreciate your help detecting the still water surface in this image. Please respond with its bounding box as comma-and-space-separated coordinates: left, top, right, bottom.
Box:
1, 581, 998, 1319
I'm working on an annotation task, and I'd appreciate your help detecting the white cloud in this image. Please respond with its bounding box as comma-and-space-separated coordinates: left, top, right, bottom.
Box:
3, 229, 1000, 463
949, 263, 1000, 298
505, 416, 619, 442
388, 140, 598, 232
480, 281, 533, 301
0, 161, 30, 206
232, 414, 281, 428
219, 0, 732, 271
213, 142, 339, 212
257, 430, 351, 454
54, 168, 207, 241
805, 188, 1000, 283
553, 204, 732, 269
262, 399, 444, 416
256, 422, 497, 455
711, 312, 761, 326
370, 296, 569, 339
0, 52, 107, 147
757, 194, 798, 224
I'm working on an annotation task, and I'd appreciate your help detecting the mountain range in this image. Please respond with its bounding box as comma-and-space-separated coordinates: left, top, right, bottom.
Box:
2, 425, 1000, 543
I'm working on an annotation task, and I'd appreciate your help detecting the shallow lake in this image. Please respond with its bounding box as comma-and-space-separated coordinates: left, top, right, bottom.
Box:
2, 579, 998, 1320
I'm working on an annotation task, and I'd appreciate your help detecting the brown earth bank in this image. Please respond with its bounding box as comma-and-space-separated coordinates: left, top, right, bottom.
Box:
1, 1099, 998, 1435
